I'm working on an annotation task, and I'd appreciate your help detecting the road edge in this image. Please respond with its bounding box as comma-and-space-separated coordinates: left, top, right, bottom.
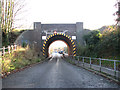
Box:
64, 58, 120, 86
1, 57, 50, 78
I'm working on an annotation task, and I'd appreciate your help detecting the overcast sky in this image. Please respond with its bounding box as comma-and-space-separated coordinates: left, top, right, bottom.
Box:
17, 0, 118, 30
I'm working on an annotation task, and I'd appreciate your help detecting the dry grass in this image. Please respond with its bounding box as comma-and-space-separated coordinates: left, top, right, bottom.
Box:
2, 46, 45, 76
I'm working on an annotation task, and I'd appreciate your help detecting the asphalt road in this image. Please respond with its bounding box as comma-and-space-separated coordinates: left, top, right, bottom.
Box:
3, 58, 120, 88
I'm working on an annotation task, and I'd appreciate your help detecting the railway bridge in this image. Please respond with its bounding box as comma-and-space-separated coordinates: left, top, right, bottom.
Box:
16, 22, 87, 57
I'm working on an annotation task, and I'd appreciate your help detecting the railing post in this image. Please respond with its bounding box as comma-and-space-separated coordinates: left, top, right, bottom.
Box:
99, 58, 101, 72
90, 57, 91, 69
3, 46, 5, 56
11, 45, 14, 52
14, 45, 17, 51
8, 46, 10, 54
83, 57, 84, 67
114, 61, 116, 77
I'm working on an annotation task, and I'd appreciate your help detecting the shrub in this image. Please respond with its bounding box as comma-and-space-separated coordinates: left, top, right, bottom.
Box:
77, 26, 120, 60
2, 46, 45, 76
22, 41, 27, 48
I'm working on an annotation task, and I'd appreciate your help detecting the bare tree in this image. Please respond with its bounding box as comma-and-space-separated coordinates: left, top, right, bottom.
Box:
1, 0, 14, 45
1, 0, 26, 46
0, 1, 2, 47
13, 0, 27, 29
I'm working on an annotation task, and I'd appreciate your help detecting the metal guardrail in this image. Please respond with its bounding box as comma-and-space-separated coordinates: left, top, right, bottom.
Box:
68, 55, 120, 78
0, 44, 17, 56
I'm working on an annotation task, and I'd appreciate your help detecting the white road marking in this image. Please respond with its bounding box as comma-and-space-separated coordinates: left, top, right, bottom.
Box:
57, 58, 59, 63
49, 57, 53, 61
56, 58, 59, 66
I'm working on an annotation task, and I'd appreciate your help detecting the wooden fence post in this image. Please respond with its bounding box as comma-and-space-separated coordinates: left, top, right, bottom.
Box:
11, 45, 14, 52
14, 45, 17, 51
8, 46, 10, 54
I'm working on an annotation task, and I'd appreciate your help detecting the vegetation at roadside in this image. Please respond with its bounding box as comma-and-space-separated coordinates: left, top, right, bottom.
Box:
2, 45, 45, 76
77, 26, 120, 60
1, 0, 27, 46
2, 29, 25, 46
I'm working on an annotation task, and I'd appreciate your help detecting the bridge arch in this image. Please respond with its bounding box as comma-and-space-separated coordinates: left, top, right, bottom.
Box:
42, 33, 76, 57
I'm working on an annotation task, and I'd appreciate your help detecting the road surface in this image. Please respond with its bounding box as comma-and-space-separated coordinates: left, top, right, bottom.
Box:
3, 58, 119, 88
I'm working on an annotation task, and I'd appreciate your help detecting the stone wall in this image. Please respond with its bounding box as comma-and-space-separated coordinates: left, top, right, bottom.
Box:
76, 22, 84, 46
15, 22, 86, 55
41, 24, 76, 36
15, 30, 42, 52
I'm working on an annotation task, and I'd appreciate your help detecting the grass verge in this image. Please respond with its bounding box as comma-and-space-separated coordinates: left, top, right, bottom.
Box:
2, 46, 45, 77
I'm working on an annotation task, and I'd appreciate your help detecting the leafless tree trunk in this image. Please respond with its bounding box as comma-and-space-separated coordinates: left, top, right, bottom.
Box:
1, 0, 26, 46
13, 0, 26, 29
0, 1, 2, 47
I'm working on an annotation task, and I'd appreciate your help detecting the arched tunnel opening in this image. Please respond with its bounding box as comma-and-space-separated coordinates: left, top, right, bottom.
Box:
42, 34, 76, 58
48, 40, 68, 57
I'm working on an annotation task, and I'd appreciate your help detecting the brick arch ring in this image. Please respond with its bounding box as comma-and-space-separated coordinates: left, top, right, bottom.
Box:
42, 33, 76, 57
